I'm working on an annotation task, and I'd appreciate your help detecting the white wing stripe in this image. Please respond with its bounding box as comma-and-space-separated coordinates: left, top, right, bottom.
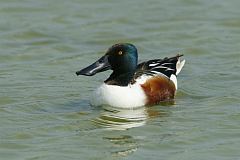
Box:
149, 63, 159, 67
154, 66, 168, 69
161, 63, 173, 65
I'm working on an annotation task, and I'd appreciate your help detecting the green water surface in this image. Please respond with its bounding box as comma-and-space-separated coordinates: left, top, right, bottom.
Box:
0, 0, 240, 159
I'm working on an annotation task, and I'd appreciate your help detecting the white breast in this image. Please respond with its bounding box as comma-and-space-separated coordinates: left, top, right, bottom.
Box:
90, 77, 150, 109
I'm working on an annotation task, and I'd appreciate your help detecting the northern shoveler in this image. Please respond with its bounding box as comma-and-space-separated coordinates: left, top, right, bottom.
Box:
76, 43, 185, 108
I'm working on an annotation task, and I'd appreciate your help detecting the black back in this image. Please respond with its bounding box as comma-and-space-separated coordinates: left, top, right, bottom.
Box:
133, 54, 183, 80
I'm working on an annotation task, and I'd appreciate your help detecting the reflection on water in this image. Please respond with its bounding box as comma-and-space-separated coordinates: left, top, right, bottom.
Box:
93, 105, 171, 157
103, 135, 138, 157
92, 105, 168, 130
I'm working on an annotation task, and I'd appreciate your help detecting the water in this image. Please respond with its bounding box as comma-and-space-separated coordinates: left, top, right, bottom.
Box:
0, 0, 240, 159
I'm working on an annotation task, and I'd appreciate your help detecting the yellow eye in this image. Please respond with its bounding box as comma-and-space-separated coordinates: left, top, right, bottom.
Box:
118, 51, 123, 55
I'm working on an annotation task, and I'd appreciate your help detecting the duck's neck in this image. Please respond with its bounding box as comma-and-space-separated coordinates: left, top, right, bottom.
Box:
104, 70, 135, 86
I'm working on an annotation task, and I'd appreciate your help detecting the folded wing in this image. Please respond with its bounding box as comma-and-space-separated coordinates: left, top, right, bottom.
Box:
134, 54, 185, 89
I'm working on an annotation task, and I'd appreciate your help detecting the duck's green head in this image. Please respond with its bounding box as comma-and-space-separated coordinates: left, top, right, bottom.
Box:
76, 43, 138, 77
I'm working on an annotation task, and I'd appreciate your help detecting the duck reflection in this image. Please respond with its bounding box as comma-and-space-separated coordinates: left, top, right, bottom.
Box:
103, 135, 138, 157
92, 105, 168, 130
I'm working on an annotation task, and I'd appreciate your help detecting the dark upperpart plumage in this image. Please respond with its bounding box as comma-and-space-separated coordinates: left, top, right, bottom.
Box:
133, 54, 183, 80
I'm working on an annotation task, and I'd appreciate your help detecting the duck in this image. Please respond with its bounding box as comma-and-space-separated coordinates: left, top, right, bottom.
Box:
76, 43, 185, 109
